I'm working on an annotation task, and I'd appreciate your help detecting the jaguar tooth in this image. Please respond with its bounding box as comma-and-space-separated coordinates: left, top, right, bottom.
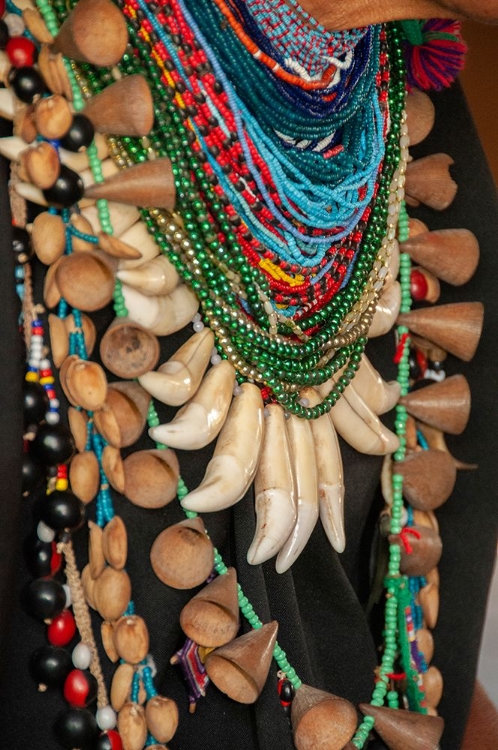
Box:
354, 355, 401, 415
0, 89, 15, 121
181, 383, 264, 512
116, 221, 162, 269
122, 283, 199, 336
325, 383, 399, 456
138, 328, 214, 407
149, 360, 236, 449
81, 201, 141, 237
369, 281, 401, 337
117, 255, 179, 296
247, 403, 296, 566
275, 413, 319, 573
302, 387, 345, 554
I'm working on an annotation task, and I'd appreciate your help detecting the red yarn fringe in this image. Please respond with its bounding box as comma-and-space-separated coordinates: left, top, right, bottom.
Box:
403, 19, 467, 92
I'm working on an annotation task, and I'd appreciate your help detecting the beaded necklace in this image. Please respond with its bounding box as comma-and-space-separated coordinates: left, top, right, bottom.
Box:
6, 0, 479, 748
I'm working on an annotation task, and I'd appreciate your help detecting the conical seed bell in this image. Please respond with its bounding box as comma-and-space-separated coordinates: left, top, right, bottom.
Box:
51, 0, 128, 67
179, 568, 240, 648
85, 158, 175, 210
83, 75, 154, 137
404, 153, 457, 211
396, 449, 456, 511
401, 228, 479, 286
399, 374, 471, 435
291, 684, 358, 750
359, 704, 444, 750
397, 302, 483, 362
205, 621, 278, 704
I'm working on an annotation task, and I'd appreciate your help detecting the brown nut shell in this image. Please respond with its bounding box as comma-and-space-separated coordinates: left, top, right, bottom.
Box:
111, 662, 135, 712
81, 564, 96, 609
93, 567, 131, 622
55, 252, 115, 312
150, 517, 214, 590
37, 44, 73, 100
117, 702, 147, 750
22, 141, 60, 189
88, 520, 106, 579
101, 620, 119, 663
68, 406, 88, 453
34, 94, 72, 140
32, 212, 66, 265
145, 696, 179, 744
123, 449, 179, 509
113, 615, 149, 665
70, 451, 100, 504
102, 515, 128, 570
64, 358, 108, 411
102, 445, 125, 493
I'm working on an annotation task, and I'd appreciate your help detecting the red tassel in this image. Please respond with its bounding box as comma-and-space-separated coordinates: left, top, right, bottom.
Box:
401, 19, 467, 91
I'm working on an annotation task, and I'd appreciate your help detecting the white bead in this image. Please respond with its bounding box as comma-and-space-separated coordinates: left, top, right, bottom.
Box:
31, 335, 43, 343
50, 399, 60, 409
193, 320, 204, 332
37, 520, 55, 543
4, 13, 25, 36
96, 705, 117, 731
400, 507, 409, 528
39, 358, 51, 370
72, 642, 92, 670
192, 312, 202, 322
210, 353, 222, 366
63, 584, 72, 608
233, 385, 243, 397
45, 411, 60, 424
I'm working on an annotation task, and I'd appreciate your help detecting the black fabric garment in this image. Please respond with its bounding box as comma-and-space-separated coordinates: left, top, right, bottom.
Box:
0, 81, 497, 750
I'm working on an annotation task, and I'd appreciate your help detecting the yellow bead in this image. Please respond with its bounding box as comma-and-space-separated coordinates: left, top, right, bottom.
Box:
40, 376, 55, 385
55, 479, 69, 491
25, 372, 39, 382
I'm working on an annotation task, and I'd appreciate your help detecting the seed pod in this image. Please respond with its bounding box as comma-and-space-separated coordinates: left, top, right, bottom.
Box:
113, 615, 149, 664
102, 445, 125, 493
101, 620, 119, 663
145, 696, 179, 744
150, 517, 214, 590
32, 212, 66, 265
117, 702, 147, 750
22, 141, 60, 189
93, 567, 131, 622
34, 94, 72, 140
68, 406, 88, 453
88, 520, 106, 579
70, 451, 100, 504
81, 564, 96, 610
111, 662, 134, 712
64, 358, 108, 412
102, 515, 128, 570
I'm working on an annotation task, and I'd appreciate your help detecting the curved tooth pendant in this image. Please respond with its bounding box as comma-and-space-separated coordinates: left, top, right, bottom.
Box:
139, 328, 214, 407
121, 283, 199, 336
353, 355, 400, 415
181, 383, 264, 512
369, 281, 401, 338
328, 384, 400, 456
247, 403, 297, 565
116, 222, 161, 269
81, 202, 140, 237
302, 387, 345, 554
149, 360, 236, 449
116, 255, 179, 297
275, 413, 319, 573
